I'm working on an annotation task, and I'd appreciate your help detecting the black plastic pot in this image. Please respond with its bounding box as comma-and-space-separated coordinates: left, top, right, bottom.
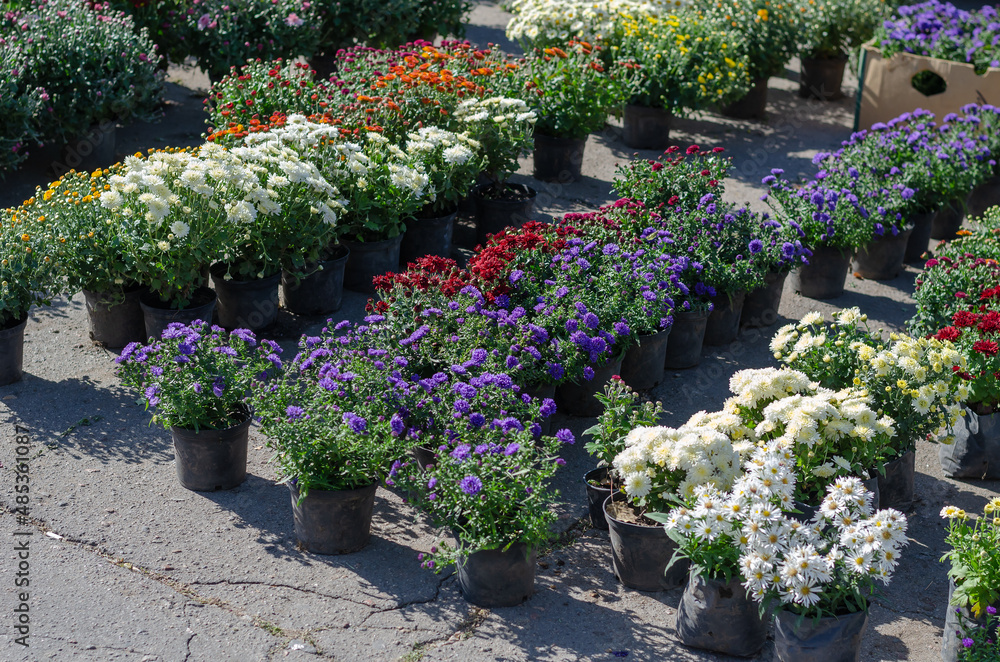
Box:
280, 245, 349, 316
704, 291, 746, 347
45, 122, 117, 177
410, 445, 437, 470
931, 199, 965, 240
555, 357, 623, 417
967, 174, 1000, 219
721, 77, 769, 120
605, 492, 688, 591
170, 409, 251, 492
620, 327, 671, 390
904, 209, 936, 263
210, 266, 280, 331
288, 482, 378, 554
401, 210, 457, 266
472, 183, 537, 246
663, 306, 710, 370
774, 609, 868, 662
0, 315, 28, 387
852, 225, 914, 281
456, 542, 536, 607
676, 572, 769, 656
799, 56, 848, 100
622, 104, 672, 150
533, 133, 586, 182
584, 466, 612, 531
877, 448, 915, 510
942, 578, 997, 662
139, 287, 217, 341
790, 245, 851, 300
522, 382, 556, 436
342, 234, 404, 295
82, 286, 146, 349
940, 408, 1000, 479
741, 271, 787, 329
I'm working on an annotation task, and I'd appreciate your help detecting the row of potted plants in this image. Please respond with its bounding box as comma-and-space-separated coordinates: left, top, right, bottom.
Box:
0, 0, 164, 176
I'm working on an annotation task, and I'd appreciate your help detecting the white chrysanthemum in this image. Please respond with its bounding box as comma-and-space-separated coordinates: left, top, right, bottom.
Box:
800, 311, 824, 326
443, 144, 473, 165
623, 472, 652, 498
169, 221, 190, 239
157, 240, 170, 251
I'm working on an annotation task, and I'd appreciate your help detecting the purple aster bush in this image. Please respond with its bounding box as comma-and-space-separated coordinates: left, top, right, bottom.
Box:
391, 406, 575, 573
116, 320, 278, 431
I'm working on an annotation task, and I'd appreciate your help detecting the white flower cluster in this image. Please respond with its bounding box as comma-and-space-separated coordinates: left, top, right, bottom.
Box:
725, 368, 893, 482
406, 126, 482, 165
505, 0, 685, 45
744, 476, 908, 609
612, 423, 740, 504
454, 96, 537, 127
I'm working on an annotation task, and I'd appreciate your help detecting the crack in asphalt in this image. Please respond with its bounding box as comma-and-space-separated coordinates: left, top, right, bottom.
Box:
359, 571, 454, 626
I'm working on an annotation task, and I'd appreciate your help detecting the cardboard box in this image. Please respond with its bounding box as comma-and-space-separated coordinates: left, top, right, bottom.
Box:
855, 41, 1000, 130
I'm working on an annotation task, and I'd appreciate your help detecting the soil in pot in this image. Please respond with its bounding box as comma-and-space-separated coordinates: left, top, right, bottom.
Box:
799, 56, 848, 100
851, 225, 914, 281
741, 271, 787, 329
619, 327, 671, 391
721, 77, 769, 120
790, 245, 850, 300
473, 183, 537, 246
622, 104, 672, 150
663, 306, 710, 370
904, 209, 936, 263
288, 482, 378, 555
533, 133, 586, 182
171, 408, 251, 492
0, 315, 28, 387
774, 608, 868, 662
210, 265, 280, 331
342, 234, 404, 295
704, 291, 746, 347
676, 572, 769, 656
83, 286, 146, 349
584, 466, 612, 531
877, 448, 915, 510
139, 287, 217, 341
280, 244, 350, 316
401, 209, 457, 266
605, 493, 689, 591
555, 357, 623, 417
456, 543, 537, 608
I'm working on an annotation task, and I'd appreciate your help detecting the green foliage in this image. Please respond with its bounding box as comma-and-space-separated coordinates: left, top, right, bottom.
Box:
583, 376, 664, 469
941, 500, 1000, 620
700, 0, 800, 80
798, 0, 889, 60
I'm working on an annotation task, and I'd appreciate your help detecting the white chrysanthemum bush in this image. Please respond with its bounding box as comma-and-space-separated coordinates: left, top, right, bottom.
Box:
723, 367, 894, 502
611, 423, 741, 513
772, 308, 967, 457
666, 444, 909, 617
101, 143, 340, 307
243, 115, 432, 242
452, 96, 537, 191
505, 0, 686, 49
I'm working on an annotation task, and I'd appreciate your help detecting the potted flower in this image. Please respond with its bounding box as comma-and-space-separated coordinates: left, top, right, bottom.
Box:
607, 422, 742, 591
0, 202, 59, 385
102, 146, 245, 337
455, 96, 538, 245
612, 144, 733, 212
740, 475, 909, 661
400, 126, 485, 265
0, 44, 44, 176
209, 137, 343, 329
797, 0, 887, 99
940, 500, 1000, 661
392, 411, 574, 607
116, 321, 279, 491
660, 196, 769, 346
700, 0, 800, 119
181, 0, 322, 84
740, 210, 811, 330
615, 10, 750, 149
523, 39, 630, 181
934, 299, 1000, 479
910, 254, 1000, 337
651, 446, 795, 656
251, 322, 411, 554
582, 377, 664, 530
773, 308, 966, 507
38, 169, 143, 349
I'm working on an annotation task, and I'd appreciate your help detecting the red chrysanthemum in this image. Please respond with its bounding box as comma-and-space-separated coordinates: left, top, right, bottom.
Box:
973, 340, 999, 357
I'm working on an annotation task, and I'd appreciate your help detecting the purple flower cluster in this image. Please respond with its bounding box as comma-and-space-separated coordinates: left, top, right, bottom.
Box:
878, 2, 1000, 72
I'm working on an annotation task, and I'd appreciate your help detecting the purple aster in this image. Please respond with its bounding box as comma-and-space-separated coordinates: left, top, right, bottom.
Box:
451, 444, 472, 461
150, 366, 164, 377
459, 475, 483, 496
539, 398, 557, 417
390, 413, 406, 436
178, 342, 196, 356
468, 413, 486, 428
748, 239, 763, 254
583, 366, 595, 381
212, 378, 225, 397
231, 328, 256, 345
963, 638, 974, 648
286, 405, 305, 420
192, 382, 202, 394
556, 429, 575, 444
213, 346, 238, 357
342, 412, 367, 433
582, 312, 600, 329
504, 442, 520, 456
144, 385, 160, 407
